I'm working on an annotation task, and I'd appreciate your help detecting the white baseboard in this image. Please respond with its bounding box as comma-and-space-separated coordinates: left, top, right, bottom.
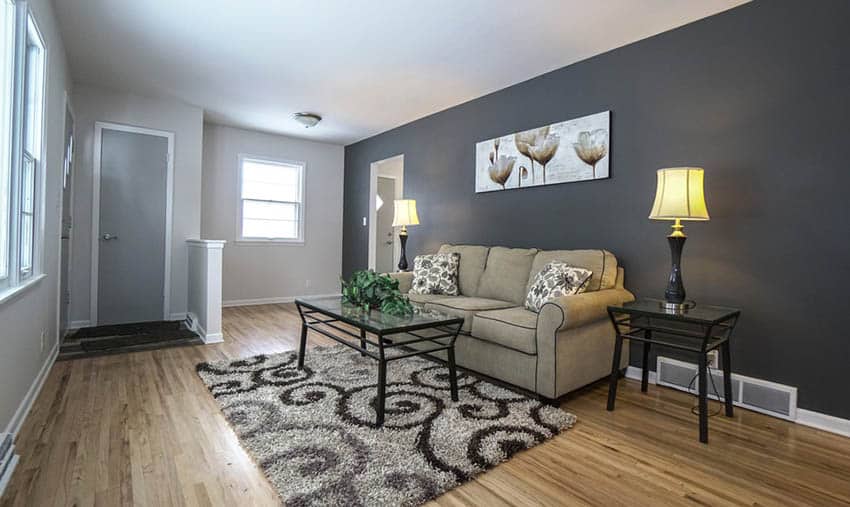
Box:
3, 341, 58, 438
186, 312, 224, 344
624, 365, 850, 439
169, 312, 187, 321
222, 293, 341, 308
68, 320, 91, 330
796, 409, 850, 438
0, 453, 19, 498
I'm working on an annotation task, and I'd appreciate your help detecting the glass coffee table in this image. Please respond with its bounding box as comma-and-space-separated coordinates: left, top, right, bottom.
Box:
294, 297, 464, 427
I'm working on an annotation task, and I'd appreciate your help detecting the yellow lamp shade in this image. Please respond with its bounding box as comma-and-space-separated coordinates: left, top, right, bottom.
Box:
649, 168, 710, 221
392, 199, 420, 227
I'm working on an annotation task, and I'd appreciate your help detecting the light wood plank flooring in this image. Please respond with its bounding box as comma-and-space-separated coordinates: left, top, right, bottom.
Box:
2, 303, 849, 506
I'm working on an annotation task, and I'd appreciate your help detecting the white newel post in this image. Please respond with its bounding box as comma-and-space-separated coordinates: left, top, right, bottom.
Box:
187, 239, 226, 343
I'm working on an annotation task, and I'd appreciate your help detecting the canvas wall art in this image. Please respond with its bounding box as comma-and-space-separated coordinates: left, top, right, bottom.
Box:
475, 111, 610, 193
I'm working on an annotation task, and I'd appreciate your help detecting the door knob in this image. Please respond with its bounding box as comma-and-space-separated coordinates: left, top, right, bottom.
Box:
385, 240, 393, 245
101, 233, 118, 241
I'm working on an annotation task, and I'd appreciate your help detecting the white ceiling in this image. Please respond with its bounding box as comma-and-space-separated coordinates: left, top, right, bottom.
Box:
54, 0, 747, 145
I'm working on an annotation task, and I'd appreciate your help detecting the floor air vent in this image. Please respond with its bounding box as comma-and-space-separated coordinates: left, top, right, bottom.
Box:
656, 356, 797, 420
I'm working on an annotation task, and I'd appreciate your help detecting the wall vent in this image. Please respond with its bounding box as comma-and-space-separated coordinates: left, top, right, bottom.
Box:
0, 433, 18, 497
656, 356, 797, 420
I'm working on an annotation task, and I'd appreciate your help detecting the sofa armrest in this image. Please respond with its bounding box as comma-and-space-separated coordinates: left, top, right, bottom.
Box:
387, 271, 414, 293
538, 288, 635, 333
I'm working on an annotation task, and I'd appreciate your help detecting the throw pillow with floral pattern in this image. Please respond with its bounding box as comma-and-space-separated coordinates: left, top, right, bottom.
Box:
525, 261, 592, 312
409, 253, 461, 296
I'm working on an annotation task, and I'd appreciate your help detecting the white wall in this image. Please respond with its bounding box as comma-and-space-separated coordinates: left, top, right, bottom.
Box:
69, 84, 204, 323
0, 0, 71, 433
201, 123, 343, 304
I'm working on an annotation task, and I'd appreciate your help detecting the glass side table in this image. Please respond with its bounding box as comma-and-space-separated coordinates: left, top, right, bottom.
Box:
607, 299, 741, 443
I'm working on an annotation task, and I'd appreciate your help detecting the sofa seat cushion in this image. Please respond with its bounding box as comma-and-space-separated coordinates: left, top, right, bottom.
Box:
406, 293, 447, 304
476, 246, 539, 305
424, 297, 515, 333
471, 307, 539, 354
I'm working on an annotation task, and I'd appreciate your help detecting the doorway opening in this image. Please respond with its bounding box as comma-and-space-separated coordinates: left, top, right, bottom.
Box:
368, 155, 403, 273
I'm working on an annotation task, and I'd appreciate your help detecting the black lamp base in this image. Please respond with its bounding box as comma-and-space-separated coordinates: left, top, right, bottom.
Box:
398, 231, 409, 271
665, 234, 687, 306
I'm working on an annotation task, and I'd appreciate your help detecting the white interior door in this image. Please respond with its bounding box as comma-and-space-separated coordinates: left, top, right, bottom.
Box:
375, 176, 396, 273
94, 125, 171, 325
58, 103, 74, 335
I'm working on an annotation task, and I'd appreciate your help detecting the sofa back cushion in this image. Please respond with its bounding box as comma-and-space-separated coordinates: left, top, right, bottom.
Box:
527, 249, 618, 294
476, 246, 539, 305
437, 244, 490, 296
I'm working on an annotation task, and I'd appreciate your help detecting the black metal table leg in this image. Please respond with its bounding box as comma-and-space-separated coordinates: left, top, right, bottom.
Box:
641, 329, 652, 392
721, 341, 734, 417
359, 328, 367, 356
698, 353, 709, 443
447, 346, 459, 401
607, 333, 624, 411
296, 304, 308, 369
376, 358, 387, 427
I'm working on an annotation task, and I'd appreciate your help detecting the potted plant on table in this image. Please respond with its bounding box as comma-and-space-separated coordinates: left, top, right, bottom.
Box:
340, 270, 413, 316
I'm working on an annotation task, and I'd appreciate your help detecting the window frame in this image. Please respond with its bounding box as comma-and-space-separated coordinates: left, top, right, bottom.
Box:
236, 154, 306, 245
0, 0, 48, 304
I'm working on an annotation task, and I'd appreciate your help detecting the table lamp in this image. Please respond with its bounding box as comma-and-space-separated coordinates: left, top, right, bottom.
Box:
392, 199, 419, 271
649, 168, 710, 310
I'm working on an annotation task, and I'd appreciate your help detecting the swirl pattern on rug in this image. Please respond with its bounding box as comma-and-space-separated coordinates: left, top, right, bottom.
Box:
196, 345, 575, 506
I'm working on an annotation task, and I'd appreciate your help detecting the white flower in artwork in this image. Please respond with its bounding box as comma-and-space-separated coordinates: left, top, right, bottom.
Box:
488, 155, 516, 190
573, 129, 609, 178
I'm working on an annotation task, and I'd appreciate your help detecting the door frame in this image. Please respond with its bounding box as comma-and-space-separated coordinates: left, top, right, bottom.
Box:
368, 154, 403, 271
90, 121, 175, 325
56, 91, 75, 338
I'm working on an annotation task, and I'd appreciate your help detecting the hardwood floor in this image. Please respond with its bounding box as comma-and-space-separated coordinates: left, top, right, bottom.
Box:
2, 303, 849, 506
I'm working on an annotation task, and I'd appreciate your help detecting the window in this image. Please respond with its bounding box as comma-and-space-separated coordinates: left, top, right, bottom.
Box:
1, 0, 46, 296
238, 156, 305, 242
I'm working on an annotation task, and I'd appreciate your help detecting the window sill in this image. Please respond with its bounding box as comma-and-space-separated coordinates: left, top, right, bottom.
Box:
235, 239, 305, 246
0, 273, 47, 307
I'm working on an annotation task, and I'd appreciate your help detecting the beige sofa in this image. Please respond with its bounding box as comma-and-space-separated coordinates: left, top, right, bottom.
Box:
390, 244, 634, 400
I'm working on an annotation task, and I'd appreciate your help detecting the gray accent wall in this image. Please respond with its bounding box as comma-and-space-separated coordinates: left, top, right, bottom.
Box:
343, 1, 850, 419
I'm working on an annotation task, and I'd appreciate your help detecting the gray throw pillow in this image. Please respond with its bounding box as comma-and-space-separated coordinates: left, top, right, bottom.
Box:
409, 253, 461, 296
525, 261, 592, 312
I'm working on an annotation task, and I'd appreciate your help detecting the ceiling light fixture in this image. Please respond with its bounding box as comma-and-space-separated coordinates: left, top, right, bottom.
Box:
293, 112, 322, 128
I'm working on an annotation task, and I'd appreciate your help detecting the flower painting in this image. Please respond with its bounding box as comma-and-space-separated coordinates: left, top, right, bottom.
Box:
475, 111, 610, 193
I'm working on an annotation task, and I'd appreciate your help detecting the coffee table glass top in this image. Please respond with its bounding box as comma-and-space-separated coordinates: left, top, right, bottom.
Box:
295, 296, 463, 334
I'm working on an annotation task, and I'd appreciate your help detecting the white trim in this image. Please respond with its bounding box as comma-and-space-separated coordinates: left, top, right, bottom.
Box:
625, 364, 850, 439
68, 319, 91, 330
797, 410, 850, 438
91, 122, 175, 325
236, 153, 306, 243
186, 239, 226, 248
169, 312, 187, 321
3, 340, 58, 438
56, 90, 74, 340
368, 154, 404, 271
0, 454, 19, 498
222, 292, 341, 308
0, 272, 44, 306
186, 311, 223, 344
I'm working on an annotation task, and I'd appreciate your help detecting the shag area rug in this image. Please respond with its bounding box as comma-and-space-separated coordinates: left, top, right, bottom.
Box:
196, 346, 575, 506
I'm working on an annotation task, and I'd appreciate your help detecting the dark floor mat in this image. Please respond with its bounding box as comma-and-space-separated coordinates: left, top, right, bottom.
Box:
59, 320, 204, 361
68, 320, 182, 339
80, 329, 199, 352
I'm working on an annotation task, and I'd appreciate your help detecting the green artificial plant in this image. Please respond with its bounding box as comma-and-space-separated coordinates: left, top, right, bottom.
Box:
340, 270, 413, 316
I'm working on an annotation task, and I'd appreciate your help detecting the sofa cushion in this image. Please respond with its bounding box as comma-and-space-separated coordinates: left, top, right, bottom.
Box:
406, 293, 448, 304
475, 246, 539, 305
424, 297, 515, 333
471, 307, 539, 355
528, 249, 618, 293
409, 253, 460, 296
437, 244, 490, 296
